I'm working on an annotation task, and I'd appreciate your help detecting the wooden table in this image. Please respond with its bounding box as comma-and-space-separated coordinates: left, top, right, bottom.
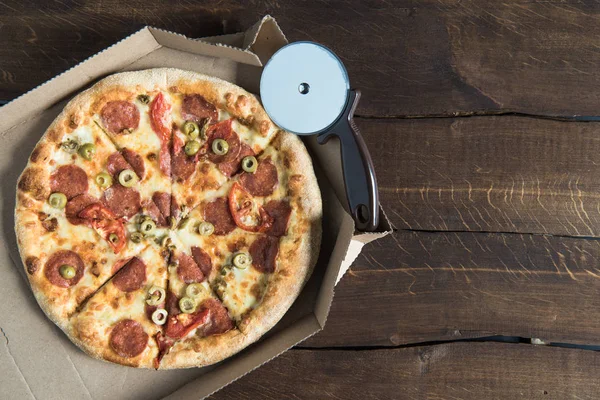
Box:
3, 1, 600, 398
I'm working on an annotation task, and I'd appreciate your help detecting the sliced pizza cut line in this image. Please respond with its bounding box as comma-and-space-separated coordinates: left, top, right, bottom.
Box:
68, 245, 169, 368
153, 242, 237, 366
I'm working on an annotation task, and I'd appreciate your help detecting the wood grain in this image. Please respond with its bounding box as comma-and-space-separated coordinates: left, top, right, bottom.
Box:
210, 342, 600, 400
3, 1, 600, 117
303, 231, 600, 347
4, 1, 600, 398
361, 116, 600, 237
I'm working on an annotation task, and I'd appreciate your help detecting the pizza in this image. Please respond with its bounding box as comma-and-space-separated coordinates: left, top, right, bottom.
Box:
14, 68, 322, 369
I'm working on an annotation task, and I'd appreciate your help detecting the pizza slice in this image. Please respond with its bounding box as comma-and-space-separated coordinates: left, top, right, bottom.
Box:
166, 69, 281, 214
90, 70, 176, 232
151, 237, 236, 366
69, 245, 168, 368
15, 209, 146, 330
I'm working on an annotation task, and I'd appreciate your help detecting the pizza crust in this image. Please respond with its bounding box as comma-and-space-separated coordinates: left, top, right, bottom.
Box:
15, 68, 323, 369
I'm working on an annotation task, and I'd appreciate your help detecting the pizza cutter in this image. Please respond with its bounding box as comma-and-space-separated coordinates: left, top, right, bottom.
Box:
260, 42, 379, 231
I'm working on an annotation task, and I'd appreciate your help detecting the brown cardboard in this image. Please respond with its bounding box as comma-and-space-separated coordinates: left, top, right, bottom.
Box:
0, 16, 392, 399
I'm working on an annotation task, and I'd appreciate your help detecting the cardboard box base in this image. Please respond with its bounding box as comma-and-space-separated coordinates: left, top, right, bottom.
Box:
0, 16, 392, 399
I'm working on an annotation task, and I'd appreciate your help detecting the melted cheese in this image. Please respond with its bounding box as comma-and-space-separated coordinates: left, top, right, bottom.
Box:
70, 245, 167, 367
214, 265, 266, 321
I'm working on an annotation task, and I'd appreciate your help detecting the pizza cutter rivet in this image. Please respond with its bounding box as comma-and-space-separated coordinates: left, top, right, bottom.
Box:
298, 82, 310, 95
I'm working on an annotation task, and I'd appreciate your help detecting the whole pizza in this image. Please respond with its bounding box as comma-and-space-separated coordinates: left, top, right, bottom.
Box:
14, 68, 322, 368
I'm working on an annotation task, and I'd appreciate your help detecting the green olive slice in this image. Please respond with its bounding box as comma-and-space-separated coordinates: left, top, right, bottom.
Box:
169, 216, 177, 230
160, 235, 172, 247
61, 138, 79, 153
137, 94, 150, 104
146, 286, 166, 305
178, 217, 191, 230
139, 219, 156, 235
130, 232, 143, 243
59, 264, 76, 279
198, 221, 214, 236
79, 143, 96, 160
151, 308, 168, 325
48, 192, 67, 209
186, 283, 207, 299
232, 252, 252, 269
185, 140, 200, 156
183, 121, 199, 139
212, 139, 229, 156
179, 297, 196, 314
118, 169, 138, 187
95, 172, 113, 188
241, 156, 258, 173
108, 233, 119, 244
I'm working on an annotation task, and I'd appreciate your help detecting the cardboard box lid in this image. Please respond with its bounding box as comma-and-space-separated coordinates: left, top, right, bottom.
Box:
0, 16, 392, 399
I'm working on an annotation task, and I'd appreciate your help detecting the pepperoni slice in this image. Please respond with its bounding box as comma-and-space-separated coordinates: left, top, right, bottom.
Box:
218, 143, 254, 177
206, 120, 241, 165
109, 319, 148, 358
171, 151, 196, 182
239, 159, 278, 197
171, 133, 196, 182
152, 192, 171, 219
107, 149, 145, 181
191, 246, 212, 277
50, 165, 88, 200
106, 152, 132, 178
102, 185, 141, 219
204, 197, 236, 235
263, 200, 292, 237
170, 195, 181, 222
121, 148, 145, 180
144, 199, 166, 227
101, 101, 140, 134
176, 253, 204, 284
113, 257, 146, 292
182, 94, 218, 123
197, 298, 234, 337
44, 250, 84, 287
165, 290, 180, 317
66, 194, 99, 225
249, 235, 279, 273
149, 93, 172, 176
111, 258, 130, 275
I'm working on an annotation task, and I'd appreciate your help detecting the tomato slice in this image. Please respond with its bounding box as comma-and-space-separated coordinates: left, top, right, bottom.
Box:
78, 203, 127, 254
150, 92, 171, 143
154, 332, 174, 369
165, 308, 210, 340
78, 203, 117, 220
150, 92, 172, 176
228, 182, 273, 232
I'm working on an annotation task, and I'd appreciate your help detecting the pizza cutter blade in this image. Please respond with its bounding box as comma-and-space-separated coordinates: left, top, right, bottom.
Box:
260, 41, 379, 231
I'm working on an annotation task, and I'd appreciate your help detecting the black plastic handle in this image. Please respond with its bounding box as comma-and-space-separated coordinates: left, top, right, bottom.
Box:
318, 90, 379, 231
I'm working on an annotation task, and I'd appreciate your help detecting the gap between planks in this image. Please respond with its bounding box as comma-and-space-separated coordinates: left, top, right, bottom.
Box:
355, 111, 600, 122
294, 335, 600, 353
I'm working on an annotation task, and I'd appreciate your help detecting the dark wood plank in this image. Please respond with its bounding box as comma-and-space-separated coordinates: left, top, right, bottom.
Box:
209, 342, 600, 399
3, 1, 600, 116
303, 231, 600, 347
362, 116, 600, 236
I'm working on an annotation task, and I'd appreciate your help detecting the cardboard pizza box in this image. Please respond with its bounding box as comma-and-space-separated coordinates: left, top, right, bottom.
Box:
0, 16, 392, 399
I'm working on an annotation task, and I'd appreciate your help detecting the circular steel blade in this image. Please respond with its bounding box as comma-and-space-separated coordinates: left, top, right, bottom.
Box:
260, 41, 350, 135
